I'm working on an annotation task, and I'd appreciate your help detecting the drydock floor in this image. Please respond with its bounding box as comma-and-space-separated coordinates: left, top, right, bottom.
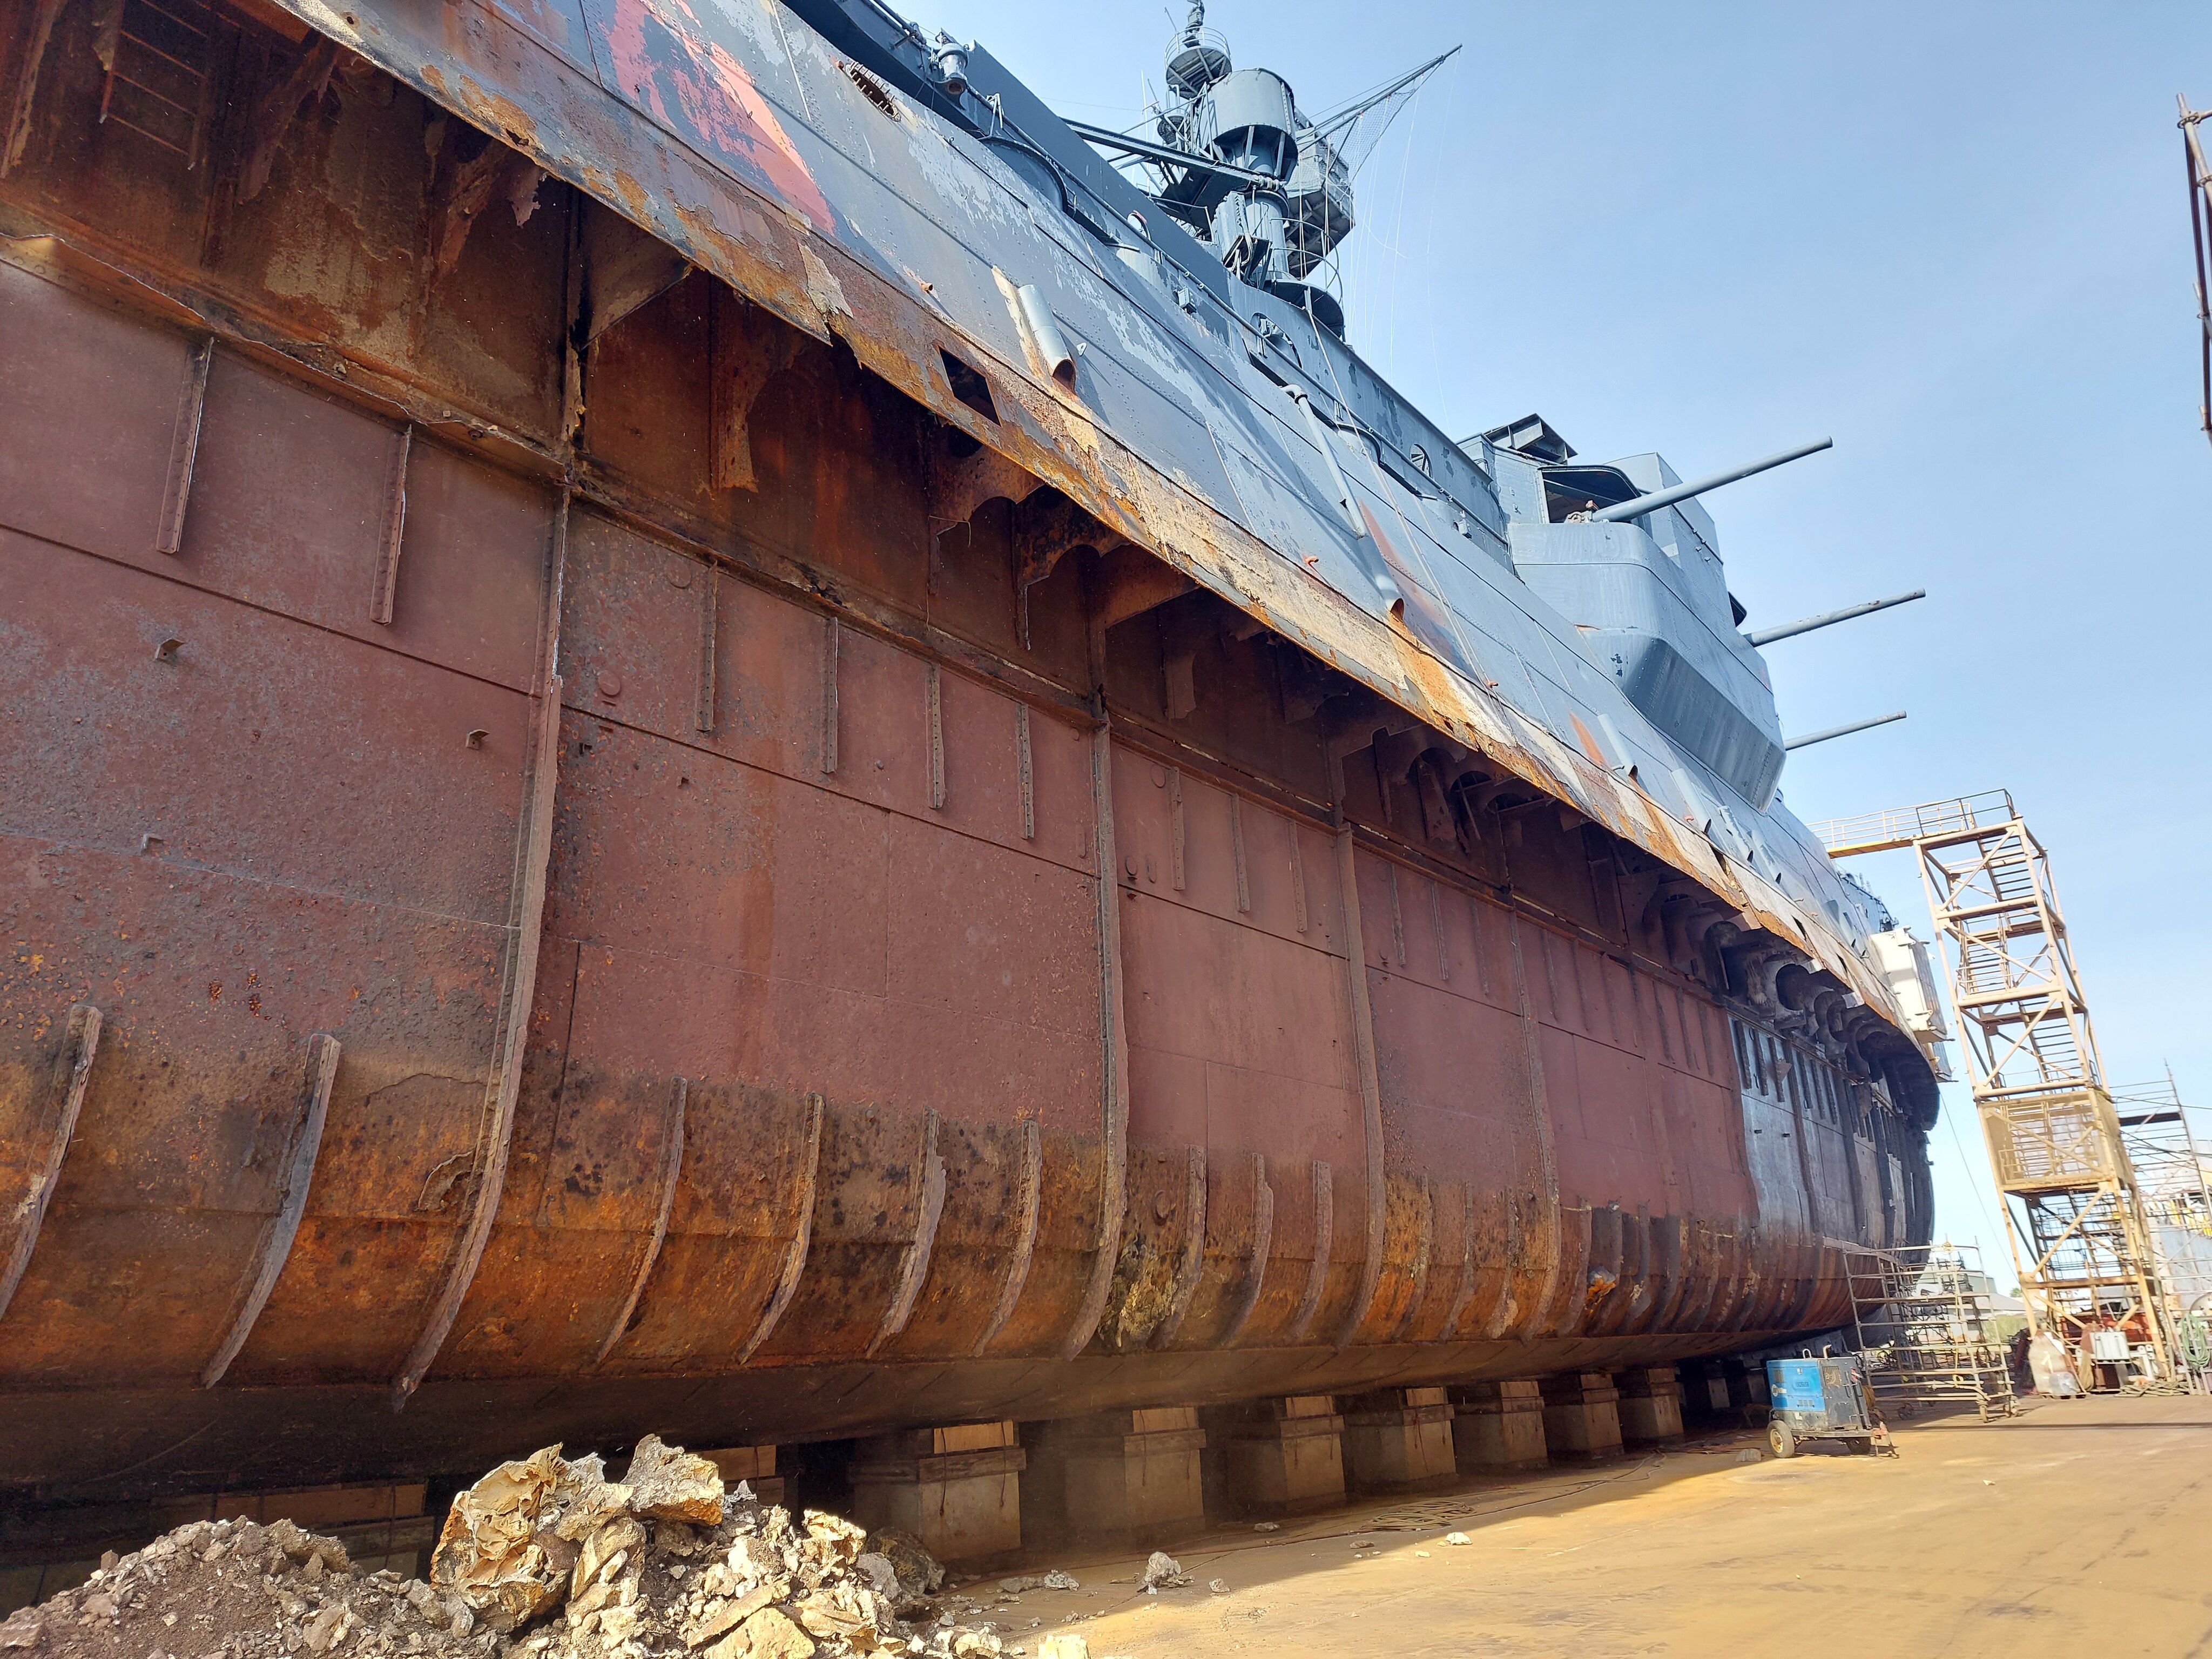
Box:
1010, 1395, 2212, 1657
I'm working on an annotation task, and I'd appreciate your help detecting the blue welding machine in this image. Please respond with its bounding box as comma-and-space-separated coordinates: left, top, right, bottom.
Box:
1764, 1354, 1884, 1458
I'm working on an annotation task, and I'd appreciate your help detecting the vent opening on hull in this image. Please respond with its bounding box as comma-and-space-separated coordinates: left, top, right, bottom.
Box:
940, 349, 999, 422
844, 61, 900, 119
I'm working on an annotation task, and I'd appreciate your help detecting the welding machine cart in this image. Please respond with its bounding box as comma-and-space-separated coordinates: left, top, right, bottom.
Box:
1764, 1353, 1881, 1457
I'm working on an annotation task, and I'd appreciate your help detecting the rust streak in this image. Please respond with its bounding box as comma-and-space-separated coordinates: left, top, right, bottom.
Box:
2, 0, 69, 177
1386, 861, 1407, 966
1390, 1176, 1435, 1340
870, 1110, 947, 1355
427, 136, 527, 292
1149, 1145, 1208, 1349
1064, 723, 1129, 1359
1332, 828, 1387, 1347
1168, 768, 1185, 892
819, 614, 839, 774
595, 1075, 687, 1367
737, 1091, 822, 1364
973, 1117, 1041, 1355
1479, 1190, 1522, 1340
1506, 913, 1564, 1340
1290, 1160, 1333, 1342
200, 1031, 339, 1387
368, 422, 412, 626
154, 336, 213, 556
1441, 1186, 1478, 1336
1429, 880, 1449, 983
0, 1002, 100, 1322
1015, 704, 1034, 842
694, 573, 718, 733
925, 663, 945, 811
1466, 893, 1491, 995
1216, 1152, 1273, 1348
709, 283, 804, 491
238, 36, 338, 203
390, 490, 567, 1406
1230, 793, 1250, 914
560, 197, 585, 447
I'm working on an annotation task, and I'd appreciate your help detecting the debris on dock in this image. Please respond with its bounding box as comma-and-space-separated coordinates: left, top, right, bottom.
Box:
1, 1441, 1015, 1659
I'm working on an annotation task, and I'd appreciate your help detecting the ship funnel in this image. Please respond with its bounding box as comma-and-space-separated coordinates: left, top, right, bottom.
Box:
1586, 437, 1832, 524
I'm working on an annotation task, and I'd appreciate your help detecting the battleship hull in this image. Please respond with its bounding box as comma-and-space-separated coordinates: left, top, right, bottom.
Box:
0, 0, 1934, 1499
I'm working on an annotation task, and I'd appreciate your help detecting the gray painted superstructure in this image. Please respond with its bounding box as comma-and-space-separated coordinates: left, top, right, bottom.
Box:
790, 0, 1893, 960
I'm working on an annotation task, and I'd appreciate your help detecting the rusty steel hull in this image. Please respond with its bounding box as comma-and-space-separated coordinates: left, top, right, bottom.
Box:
0, 0, 1932, 1501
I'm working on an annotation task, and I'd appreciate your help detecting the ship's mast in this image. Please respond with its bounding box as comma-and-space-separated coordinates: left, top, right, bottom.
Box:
1063, 7, 1456, 335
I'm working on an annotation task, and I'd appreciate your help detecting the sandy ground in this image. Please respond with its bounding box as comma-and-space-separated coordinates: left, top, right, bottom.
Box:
989, 1395, 2212, 1658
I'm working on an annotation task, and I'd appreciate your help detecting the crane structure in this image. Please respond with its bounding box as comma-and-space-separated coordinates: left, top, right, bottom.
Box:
2181, 97, 2212, 451
1810, 791, 2186, 1387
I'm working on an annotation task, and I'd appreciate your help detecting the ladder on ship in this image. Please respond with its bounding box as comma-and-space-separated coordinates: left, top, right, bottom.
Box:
1810, 791, 2188, 1389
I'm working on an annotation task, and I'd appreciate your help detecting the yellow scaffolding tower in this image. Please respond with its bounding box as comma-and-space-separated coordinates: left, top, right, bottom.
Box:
1808, 791, 2182, 1386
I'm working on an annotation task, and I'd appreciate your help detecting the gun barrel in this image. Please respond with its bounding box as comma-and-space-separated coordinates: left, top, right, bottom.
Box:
1746, 589, 1926, 648
1588, 437, 1833, 524
1784, 711, 1907, 752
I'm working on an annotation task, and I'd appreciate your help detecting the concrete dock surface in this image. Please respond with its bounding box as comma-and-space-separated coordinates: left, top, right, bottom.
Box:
999, 1395, 2212, 1658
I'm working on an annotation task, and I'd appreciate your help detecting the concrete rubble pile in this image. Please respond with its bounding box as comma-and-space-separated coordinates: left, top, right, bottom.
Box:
0, 1515, 489, 1659
1, 1439, 1024, 1659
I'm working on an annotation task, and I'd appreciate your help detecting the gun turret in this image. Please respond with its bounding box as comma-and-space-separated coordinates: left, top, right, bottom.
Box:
1745, 589, 1926, 648
1784, 710, 1907, 751
1584, 437, 1832, 524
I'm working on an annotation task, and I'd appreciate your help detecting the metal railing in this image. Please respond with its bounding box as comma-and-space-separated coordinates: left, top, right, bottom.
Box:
1807, 790, 2018, 857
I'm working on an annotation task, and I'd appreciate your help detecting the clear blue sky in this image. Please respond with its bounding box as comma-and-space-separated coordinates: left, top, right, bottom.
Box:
925, 0, 2212, 1279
